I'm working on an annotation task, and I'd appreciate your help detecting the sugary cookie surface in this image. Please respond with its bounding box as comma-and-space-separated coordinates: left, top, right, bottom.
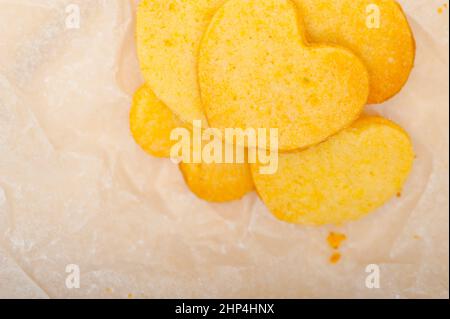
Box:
251, 116, 415, 225
130, 85, 186, 158
136, 0, 225, 126
199, 0, 369, 151
180, 161, 254, 202
294, 0, 415, 103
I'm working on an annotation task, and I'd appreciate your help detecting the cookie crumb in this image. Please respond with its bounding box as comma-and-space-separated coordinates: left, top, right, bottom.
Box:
438, 3, 448, 14
330, 252, 342, 264
327, 232, 347, 250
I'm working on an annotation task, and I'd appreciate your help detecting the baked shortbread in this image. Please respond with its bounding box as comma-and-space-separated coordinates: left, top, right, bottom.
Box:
137, 0, 414, 128
130, 86, 253, 202
293, 0, 415, 103
136, 0, 225, 126
180, 161, 254, 202
130, 85, 186, 158
199, 0, 369, 151
251, 116, 415, 226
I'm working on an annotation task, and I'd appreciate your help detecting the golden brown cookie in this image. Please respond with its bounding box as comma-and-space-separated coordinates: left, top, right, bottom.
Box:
137, 0, 414, 129
130, 86, 253, 202
199, 0, 369, 151
136, 0, 225, 126
180, 160, 254, 202
130, 85, 186, 158
293, 0, 415, 103
251, 116, 415, 226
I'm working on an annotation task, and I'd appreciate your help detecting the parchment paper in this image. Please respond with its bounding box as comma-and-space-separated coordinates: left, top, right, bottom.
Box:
0, 0, 448, 298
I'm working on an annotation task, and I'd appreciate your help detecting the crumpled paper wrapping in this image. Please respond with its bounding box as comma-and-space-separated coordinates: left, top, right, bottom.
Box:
0, 0, 448, 299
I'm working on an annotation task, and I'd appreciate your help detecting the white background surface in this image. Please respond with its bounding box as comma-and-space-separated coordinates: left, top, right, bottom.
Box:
0, 0, 448, 298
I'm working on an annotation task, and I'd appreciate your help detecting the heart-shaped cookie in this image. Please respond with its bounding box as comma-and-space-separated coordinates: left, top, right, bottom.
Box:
137, 0, 414, 127
251, 116, 415, 225
198, 0, 369, 151
294, 0, 415, 103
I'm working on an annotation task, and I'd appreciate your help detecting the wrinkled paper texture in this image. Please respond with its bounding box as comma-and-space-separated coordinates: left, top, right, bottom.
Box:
0, 0, 448, 298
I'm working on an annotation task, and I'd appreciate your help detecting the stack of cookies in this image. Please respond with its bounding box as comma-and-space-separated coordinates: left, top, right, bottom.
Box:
131, 0, 416, 226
